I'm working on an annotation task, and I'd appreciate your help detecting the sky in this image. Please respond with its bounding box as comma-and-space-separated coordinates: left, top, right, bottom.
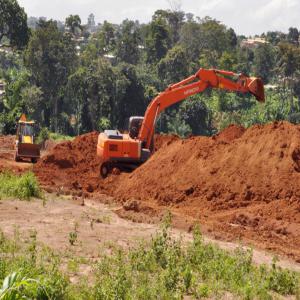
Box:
18, 0, 300, 36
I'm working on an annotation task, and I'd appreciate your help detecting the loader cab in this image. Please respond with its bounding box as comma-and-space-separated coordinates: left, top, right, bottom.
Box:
128, 116, 144, 139
17, 122, 36, 144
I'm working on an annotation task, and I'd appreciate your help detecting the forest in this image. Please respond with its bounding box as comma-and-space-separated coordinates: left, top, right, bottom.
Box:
1, 0, 300, 137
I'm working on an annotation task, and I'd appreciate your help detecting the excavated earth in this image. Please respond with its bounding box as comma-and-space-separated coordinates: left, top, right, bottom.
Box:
1, 122, 300, 261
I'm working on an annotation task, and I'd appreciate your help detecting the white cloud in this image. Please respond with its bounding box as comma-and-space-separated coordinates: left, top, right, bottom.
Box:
18, 0, 300, 35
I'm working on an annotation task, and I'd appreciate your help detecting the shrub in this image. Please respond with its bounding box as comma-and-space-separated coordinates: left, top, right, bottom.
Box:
0, 171, 41, 200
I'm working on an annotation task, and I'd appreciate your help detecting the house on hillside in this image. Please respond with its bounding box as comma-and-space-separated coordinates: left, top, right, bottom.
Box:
240, 37, 268, 49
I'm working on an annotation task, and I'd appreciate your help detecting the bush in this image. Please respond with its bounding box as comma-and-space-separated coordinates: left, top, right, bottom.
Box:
36, 127, 50, 144
0, 217, 299, 299
0, 171, 41, 200
0, 231, 69, 299
49, 132, 74, 142
92, 219, 300, 299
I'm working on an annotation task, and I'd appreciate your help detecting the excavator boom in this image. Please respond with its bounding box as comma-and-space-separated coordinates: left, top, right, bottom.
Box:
97, 67, 265, 178
138, 68, 264, 148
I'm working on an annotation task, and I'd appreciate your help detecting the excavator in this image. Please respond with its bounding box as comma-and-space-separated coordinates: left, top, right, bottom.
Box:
15, 114, 40, 163
97, 68, 265, 178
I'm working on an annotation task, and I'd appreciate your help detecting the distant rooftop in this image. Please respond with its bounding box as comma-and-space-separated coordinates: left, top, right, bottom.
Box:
240, 37, 268, 48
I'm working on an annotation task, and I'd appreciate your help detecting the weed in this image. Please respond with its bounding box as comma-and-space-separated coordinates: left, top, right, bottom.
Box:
0, 171, 41, 200
69, 222, 79, 246
0, 220, 299, 299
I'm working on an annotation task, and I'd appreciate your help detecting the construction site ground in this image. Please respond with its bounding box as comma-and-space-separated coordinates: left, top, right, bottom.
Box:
0, 121, 300, 270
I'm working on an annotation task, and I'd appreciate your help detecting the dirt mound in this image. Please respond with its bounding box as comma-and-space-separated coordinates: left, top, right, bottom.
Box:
34, 133, 180, 194
34, 132, 102, 194
107, 122, 300, 260
154, 134, 179, 151
112, 122, 300, 205
214, 124, 245, 142
0, 135, 15, 160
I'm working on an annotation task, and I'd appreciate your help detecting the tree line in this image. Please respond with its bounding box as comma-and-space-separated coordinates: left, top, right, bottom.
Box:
1, 0, 300, 137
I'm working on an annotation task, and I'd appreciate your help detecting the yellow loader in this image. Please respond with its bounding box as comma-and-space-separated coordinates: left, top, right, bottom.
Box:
15, 114, 40, 163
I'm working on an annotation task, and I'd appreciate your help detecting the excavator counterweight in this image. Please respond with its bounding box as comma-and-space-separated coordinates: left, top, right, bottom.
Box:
97, 67, 265, 178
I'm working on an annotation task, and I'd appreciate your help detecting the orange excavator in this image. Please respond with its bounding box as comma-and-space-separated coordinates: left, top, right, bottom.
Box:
97, 68, 265, 178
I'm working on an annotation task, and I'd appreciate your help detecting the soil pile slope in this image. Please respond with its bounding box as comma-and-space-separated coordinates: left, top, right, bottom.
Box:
113, 122, 300, 206
109, 122, 300, 259
34, 132, 102, 193
34, 132, 176, 193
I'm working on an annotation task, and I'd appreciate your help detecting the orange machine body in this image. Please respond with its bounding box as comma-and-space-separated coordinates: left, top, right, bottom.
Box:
97, 131, 141, 161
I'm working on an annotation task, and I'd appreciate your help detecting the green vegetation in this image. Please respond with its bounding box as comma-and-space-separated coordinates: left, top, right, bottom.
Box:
0, 0, 29, 49
0, 171, 41, 200
0, 228, 69, 299
0, 220, 299, 299
48, 132, 74, 142
1, 2, 300, 137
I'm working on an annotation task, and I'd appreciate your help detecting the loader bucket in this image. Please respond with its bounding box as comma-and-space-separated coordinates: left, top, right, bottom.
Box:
248, 77, 265, 102
17, 143, 40, 159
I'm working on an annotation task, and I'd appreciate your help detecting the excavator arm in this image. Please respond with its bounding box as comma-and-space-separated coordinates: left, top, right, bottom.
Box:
138, 68, 265, 148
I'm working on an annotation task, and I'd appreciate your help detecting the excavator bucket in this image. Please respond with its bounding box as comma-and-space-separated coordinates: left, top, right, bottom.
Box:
248, 78, 265, 102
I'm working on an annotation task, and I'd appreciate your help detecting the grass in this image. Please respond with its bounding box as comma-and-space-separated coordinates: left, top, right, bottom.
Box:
0, 219, 299, 299
48, 132, 74, 142
0, 171, 41, 200
36, 127, 74, 145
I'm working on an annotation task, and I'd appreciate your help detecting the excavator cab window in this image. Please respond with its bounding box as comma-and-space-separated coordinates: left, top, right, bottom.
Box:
128, 116, 144, 139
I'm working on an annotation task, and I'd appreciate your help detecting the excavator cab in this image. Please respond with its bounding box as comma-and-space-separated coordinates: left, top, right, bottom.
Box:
128, 116, 144, 139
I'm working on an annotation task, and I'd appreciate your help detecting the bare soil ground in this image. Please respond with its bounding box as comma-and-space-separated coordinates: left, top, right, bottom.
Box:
0, 195, 299, 274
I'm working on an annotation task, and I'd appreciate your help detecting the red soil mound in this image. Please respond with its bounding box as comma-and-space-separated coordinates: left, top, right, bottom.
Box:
34, 133, 178, 194
108, 122, 300, 260
112, 122, 300, 205
34, 132, 102, 194
214, 124, 245, 142
154, 134, 179, 151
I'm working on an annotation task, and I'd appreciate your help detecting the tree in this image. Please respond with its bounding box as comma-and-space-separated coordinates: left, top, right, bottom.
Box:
218, 51, 237, 71
65, 14, 82, 36
0, 0, 29, 48
287, 27, 299, 46
97, 21, 116, 54
157, 45, 188, 84
24, 20, 77, 131
115, 64, 146, 128
145, 16, 171, 64
227, 28, 237, 48
115, 20, 141, 64
21, 85, 43, 122
277, 43, 300, 77
152, 9, 185, 45
65, 67, 88, 134
179, 95, 212, 135
253, 44, 275, 83
277, 43, 300, 112
179, 21, 202, 63
198, 17, 231, 55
